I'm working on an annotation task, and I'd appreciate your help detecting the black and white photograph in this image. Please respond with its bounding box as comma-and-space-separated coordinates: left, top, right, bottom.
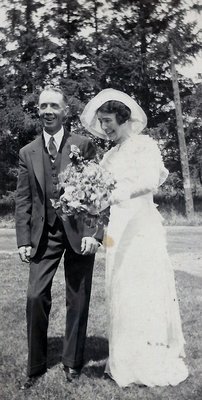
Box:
0, 1, 202, 399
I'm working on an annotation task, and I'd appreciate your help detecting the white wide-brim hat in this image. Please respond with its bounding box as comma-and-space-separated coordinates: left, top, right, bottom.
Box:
80, 88, 147, 139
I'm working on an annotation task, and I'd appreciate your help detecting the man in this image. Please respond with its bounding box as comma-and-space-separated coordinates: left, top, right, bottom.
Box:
15, 86, 102, 389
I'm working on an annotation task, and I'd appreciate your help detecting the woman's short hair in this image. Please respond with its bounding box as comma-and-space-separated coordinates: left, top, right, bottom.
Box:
97, 100, 131, 125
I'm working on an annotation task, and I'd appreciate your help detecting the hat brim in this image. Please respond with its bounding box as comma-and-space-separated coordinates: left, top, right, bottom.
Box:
80, 88, 147, 139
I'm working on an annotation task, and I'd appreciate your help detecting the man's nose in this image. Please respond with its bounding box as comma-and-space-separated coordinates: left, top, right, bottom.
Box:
44, 104, 53, 113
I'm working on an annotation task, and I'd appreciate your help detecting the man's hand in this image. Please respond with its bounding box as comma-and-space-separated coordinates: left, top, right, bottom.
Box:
81, 237, 100, 255
18, 246, 32, 263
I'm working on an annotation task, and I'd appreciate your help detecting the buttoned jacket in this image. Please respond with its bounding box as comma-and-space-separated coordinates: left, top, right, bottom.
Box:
15, 129, 103, 257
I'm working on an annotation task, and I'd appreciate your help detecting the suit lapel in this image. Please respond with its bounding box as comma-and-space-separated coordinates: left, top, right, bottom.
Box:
30, 135, 45, 194
60, 132, 72, 173
60, 131, 80, 173
30, 130, 82, 191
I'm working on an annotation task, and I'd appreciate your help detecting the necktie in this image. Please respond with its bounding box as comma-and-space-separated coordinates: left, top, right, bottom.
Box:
48, 136, 57, 161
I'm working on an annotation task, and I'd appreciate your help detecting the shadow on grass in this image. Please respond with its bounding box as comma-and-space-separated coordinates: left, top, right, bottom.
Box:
47, 335, 108, 374
47, 336, 63, 368
83, 363, 106, 378
85, 335, 108, 362
83, 335, 109, 378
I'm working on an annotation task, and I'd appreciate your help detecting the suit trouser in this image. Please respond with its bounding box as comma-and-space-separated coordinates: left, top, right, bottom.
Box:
26, 219, 95, 376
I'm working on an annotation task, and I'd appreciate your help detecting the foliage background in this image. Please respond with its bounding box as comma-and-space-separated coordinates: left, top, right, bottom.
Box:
0, 0, 202, 214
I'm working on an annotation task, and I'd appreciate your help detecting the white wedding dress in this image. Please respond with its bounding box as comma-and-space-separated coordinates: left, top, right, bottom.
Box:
101, 135, 188, 387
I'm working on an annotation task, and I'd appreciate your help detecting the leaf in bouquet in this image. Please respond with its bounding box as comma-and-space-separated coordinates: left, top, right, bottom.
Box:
79, 204, 88, 211
61, 203, 72, 216
83, 214, 98, 228
61, 213, 68, 221
90, 193, 97, 201
99, 209, 110, 226
50, 199, 61, 209
102, 192, 108, 199
83, 178, 91, 185
94, 199, 101, 209
86, 205, 99, 215
85, 190, 92, 198
96, 172, 102, 180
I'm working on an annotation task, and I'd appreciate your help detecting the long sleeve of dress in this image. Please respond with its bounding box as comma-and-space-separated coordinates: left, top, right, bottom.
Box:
101, 136, 168, 203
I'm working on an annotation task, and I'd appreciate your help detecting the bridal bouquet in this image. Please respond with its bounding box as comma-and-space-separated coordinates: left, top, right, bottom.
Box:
51, 145, 116, 227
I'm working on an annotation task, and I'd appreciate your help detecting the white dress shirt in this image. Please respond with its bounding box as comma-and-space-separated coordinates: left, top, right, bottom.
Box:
43, 127, 64, 153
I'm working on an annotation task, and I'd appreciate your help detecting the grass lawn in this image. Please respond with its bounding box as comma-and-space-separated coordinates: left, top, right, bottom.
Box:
0, 249, 202, 400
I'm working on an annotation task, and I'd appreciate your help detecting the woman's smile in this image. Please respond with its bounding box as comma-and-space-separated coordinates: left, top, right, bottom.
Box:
97, 111, 129, 144
97, 112, 120, 141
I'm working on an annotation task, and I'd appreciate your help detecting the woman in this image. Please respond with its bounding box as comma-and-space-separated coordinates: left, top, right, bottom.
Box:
80, 88, 188, 387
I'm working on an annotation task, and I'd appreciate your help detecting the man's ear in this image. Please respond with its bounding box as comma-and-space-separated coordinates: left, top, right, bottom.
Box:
37, 105, 40, 116
64, 105, 69, 118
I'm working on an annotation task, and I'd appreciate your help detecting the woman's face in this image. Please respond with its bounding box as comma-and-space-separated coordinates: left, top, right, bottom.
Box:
97, 111, 125, 143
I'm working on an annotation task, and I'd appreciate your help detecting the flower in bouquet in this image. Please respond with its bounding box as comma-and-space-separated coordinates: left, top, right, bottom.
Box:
51, 145, 116, 228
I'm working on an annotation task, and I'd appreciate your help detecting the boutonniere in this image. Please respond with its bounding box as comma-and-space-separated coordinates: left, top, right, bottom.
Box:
69, 145, 83, 161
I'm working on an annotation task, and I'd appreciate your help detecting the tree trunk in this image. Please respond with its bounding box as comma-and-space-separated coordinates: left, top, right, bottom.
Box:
139, 2, 151, 122
169, 43, 194, 219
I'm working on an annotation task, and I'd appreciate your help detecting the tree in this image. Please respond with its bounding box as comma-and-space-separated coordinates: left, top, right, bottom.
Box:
169, 43, 194, 218
99, 0, 201, 125
183, 81, 202, 192
0, 0, 201, 211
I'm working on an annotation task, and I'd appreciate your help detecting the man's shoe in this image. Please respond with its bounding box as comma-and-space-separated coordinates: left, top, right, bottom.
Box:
64, 366, 81, 382
103, 371, 114, 381
19, 370, 46, 390
19, 376, 39, 390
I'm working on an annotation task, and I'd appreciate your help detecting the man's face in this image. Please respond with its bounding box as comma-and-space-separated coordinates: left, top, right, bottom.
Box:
38, 90, 68, 135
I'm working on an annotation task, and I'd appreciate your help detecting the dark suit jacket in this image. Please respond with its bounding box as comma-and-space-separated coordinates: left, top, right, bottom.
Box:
15, 130, 104, 257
